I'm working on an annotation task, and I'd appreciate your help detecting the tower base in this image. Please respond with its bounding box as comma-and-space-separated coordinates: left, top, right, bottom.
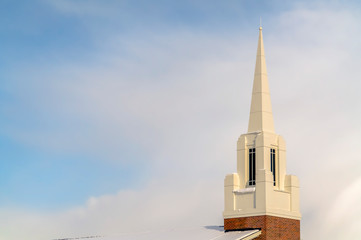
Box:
224, 215, 300, 240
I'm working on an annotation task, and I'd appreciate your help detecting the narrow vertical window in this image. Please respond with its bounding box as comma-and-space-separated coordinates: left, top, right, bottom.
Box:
270, 149, 276, 186
249, 148, 256, 186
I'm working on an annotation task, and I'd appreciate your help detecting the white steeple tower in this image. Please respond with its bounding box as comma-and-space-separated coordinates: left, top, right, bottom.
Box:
223, 27, 301, 239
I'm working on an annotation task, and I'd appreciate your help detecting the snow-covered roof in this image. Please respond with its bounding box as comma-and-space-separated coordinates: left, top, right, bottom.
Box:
58, 226, 260, 240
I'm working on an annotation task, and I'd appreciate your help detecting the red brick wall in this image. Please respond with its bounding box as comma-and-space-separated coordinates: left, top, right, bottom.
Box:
224, 215, 300, 240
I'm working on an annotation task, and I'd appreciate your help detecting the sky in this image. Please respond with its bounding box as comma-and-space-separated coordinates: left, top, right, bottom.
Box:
1, 0, 361, 239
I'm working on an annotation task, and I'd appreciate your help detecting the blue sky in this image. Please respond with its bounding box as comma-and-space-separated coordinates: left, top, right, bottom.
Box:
2, 1, 361, 239
0, 0, 303, 210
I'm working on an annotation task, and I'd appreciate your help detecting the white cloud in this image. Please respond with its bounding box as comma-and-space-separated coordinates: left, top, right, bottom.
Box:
43, 0, 119, 17
0, 180, 223, 240
318, 176, 361, 239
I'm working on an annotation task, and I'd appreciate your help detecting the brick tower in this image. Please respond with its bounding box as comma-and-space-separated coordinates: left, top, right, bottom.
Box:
223, 27, 301, 240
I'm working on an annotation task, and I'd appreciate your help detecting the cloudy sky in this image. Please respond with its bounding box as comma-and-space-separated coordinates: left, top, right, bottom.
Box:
1, 0, 361, 239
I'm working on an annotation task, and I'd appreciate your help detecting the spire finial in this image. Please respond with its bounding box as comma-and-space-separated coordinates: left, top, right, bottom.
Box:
259, 17, 262, 30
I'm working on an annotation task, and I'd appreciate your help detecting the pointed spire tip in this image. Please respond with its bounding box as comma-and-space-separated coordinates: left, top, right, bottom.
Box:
259, 17, 262, 30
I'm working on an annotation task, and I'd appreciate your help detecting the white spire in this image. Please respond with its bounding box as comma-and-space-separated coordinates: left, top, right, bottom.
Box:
247, 27, 275, 133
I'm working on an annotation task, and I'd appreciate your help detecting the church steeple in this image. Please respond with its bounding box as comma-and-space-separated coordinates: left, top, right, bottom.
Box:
248, 27, 275, 133
224, 26, 301, 238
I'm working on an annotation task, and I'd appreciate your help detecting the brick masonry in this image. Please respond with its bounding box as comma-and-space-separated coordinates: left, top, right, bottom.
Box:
224, 215, 300, 240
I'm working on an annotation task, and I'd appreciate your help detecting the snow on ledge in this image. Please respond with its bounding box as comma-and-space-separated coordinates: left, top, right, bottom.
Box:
233, 187, 255, 194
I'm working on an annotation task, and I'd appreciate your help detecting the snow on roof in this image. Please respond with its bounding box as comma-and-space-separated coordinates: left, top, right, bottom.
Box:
57, 226, 260, 240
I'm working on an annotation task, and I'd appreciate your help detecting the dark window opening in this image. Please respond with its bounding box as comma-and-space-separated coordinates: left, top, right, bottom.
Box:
249, 148, 256, 186
270, 148, 276, 186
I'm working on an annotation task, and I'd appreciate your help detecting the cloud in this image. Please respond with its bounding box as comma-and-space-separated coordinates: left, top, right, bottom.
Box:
318, 176, 361, 239
2, 29, 250, 164
0, 180, 223, 240
43, 0, 119, 17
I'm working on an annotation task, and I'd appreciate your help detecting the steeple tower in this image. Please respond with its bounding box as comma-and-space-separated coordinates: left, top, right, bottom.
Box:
248, 27, 275, 133
223, 27, 301, 240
